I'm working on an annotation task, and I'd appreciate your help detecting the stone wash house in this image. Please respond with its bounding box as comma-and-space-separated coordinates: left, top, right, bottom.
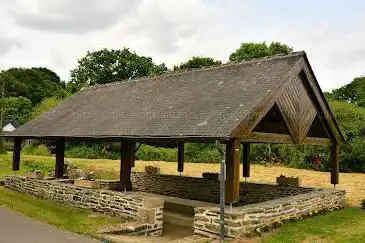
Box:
3, 52, 346, 238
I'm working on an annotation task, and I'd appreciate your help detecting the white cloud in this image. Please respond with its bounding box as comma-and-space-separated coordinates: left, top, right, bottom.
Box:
0, 0, 364, 91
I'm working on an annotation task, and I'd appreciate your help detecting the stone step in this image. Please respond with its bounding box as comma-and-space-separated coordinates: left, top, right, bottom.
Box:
164, 211, 194, 228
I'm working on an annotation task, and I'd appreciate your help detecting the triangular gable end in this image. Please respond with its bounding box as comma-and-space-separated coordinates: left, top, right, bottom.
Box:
306, 114, 330, 138
253, 103, 292, 135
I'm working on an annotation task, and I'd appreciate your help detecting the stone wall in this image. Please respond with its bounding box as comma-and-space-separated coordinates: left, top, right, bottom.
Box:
4, 175, 164, 236
131, 172, 313, 205
194, 188, 345, 238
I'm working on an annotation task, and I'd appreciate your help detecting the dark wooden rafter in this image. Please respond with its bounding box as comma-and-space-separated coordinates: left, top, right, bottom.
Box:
120, 141, 136, 191
12, 138, 22, 171
330, 144, 339, 185
55, 138, 65, 178
225, 139, 240, 204
177, 143, 184, 173
242, 143, 250, 178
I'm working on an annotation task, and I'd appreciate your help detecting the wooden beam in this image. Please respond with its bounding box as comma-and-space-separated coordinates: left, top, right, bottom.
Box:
225, 139, 240, 204
55, 139, 65, 178
240, 132, 294, 144
120, 141, 136, 191
242, 143, 250, 178
177, 143, 184, 173
302, 137, 332, 145
12, 138, 22, 171
330, 144, 339, 185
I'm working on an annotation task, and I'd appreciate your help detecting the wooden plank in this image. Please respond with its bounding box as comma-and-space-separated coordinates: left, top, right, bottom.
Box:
12, 138, 22, 171
177, 143, 184, 173
120, 141, 136, 191
330, 144, 339, 185
241, 132, 294, 144
302, 137, 332, 145
55, 139, 65, 178
242, 143, 250, 178
225, 139, 240, 204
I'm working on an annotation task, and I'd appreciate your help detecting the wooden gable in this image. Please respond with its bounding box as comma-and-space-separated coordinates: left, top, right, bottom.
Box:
234, 55, 344, 146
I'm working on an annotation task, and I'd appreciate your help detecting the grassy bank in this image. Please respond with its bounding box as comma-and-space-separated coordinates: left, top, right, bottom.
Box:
0, 186, 120, 236
260, 208, 365, 243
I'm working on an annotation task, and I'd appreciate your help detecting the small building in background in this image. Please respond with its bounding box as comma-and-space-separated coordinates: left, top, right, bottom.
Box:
2, 120, 20, 133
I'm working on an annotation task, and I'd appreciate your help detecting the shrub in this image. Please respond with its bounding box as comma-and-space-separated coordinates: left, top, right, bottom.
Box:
22, 144, 51, 156
361, 200, 365, 210
23, 160, 54, 175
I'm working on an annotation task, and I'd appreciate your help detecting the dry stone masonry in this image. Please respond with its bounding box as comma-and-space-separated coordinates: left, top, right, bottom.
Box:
194, 188, 345, 238
4, 175, 164, 236
131, 172, 314, 205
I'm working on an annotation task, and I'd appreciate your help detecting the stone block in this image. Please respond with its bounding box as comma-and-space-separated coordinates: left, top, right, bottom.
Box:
74, 179, 101, 189
25, 171, 44, 180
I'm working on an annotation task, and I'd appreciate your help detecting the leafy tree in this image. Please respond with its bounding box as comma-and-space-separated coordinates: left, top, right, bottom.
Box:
0, 96, 33, 124
229, 41, 293, 62
174, 56, 222, 71
332, 76, 365, 107
69, 48, 168, 92
31, 97, 63, 119
1, 68, 67, 105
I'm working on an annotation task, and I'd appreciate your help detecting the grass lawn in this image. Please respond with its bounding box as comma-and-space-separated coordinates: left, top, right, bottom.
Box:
0, 186, 121, 237
258, 208, 365, 243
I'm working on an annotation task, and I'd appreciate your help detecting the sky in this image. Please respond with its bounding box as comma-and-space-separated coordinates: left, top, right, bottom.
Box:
0, 0, 365, 91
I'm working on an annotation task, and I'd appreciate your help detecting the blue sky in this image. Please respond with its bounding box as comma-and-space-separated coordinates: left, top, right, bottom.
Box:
0, 0, 364, 91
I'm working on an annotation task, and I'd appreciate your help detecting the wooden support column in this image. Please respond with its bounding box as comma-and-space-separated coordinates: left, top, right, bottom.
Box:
55, 139, 65, 178
330, 144, 339, 185
120, 141, 136, 191
12, 138, 22, 171
225, 139, 240, 204
177, 143, 184, 173
242, 143, 251, 178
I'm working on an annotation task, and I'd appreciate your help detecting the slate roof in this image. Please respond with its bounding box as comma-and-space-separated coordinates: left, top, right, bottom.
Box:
6, 52, 338, 142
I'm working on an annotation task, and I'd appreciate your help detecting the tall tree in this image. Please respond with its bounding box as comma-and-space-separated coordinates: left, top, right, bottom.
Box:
229, 41, 293, 62
2, 68, 67, 105
332, 76, 365, 107
69, 48, 168, 92
0, 97, 33, 124
174, 56, 222, 71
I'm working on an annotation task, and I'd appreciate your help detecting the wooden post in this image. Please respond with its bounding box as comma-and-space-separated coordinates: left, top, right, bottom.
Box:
120, 141, 136, 191
177, 143, 184, 173
242, 143, 250, 178
225, 139, 240, 204
330, 144, 339, 185
12, 138, 22, 171
55, 139, 65, 178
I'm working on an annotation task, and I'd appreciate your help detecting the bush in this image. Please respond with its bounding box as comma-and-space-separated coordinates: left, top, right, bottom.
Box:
23, 160, 54, 175
137, 144, 177, 162
361, 200, 365, 210
22, 144, 51, 156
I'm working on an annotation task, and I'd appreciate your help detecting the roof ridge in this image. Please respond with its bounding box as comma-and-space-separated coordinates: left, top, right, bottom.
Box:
84, 51, 306, 91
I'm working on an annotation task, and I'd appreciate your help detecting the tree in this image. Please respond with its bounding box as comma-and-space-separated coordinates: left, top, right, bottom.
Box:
2, 68, 67, 105
174, 56, 222, 71
229, 41, 293, 62
332, 76, 365, 107
0, 97, 33, 124
69, 48, 168, 92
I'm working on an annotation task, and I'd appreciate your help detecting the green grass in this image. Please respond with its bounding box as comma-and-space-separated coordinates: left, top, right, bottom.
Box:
262, 208, 365, 243
0, 186, 121, 236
